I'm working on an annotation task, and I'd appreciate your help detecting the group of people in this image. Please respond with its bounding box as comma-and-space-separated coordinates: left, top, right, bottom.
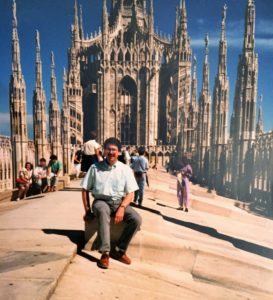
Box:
74, 131, 150, 208
16, 128, 192, 269
16, 155, 62, 201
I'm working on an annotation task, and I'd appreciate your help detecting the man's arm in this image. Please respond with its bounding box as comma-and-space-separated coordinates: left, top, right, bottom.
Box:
82, 189, 91, 212
114, 192, 134, 224
81, 166, 94, 220
145, 159, 149, 171
56, 162, 62, 177
47, 166, 51, 176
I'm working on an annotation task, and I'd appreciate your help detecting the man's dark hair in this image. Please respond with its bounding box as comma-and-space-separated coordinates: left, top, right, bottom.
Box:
138, 147, 145, 156
50, 154, 58, 160
103, 137, 122, 151
39, 158, 46, 162
90, 131, 97, 139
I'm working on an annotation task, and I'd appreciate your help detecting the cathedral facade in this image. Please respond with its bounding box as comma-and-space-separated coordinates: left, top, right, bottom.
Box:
1, 0, 272, 215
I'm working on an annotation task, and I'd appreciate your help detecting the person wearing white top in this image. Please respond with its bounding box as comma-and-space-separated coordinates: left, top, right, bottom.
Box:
33, 158, 48, 192
81, 131, 102, 173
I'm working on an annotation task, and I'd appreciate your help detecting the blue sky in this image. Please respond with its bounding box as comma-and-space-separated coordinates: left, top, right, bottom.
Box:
0, 0, 273, 138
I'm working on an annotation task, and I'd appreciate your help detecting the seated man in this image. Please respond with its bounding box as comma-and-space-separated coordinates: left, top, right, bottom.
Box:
33, 158, 48, 193
81, 137, 142, 269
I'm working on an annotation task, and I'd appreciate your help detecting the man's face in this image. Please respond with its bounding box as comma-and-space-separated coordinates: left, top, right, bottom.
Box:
105, 144, 119, 165
40, 160, 46, 167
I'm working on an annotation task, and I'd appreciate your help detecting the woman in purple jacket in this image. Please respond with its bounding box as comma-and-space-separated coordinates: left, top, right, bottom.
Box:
177, 159, 192, 212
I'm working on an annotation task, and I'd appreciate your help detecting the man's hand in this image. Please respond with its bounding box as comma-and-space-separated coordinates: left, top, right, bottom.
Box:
115, 206, 125, 224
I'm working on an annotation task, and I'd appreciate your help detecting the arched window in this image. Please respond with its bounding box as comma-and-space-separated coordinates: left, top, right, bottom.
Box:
111, 50, 115, 61
118, 49, 123, 62
125, 50, 131, 62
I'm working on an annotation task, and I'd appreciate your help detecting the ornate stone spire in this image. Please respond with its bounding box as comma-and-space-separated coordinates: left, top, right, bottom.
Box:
10, 0, 28, 183
35, 30, 43, 90
72, 0, 80, 47
202, 34, 210, 96
79, 5, 84, 40
179, 0, 188, 40
196, 34, 211, 181
244, 0, 255, 52
221, 4, 227, 41
256, 95, 263, 135
175, 7, 179, 41
11, 0, 22, 78
49, 51, 62, 159
148, 0, 154, 45
211, 5, 229, 191
50, 52, 57, 102
191, 55, 197, 107
33, 30, 48, 162
230, 0, 258, 198
102, 0, 109, 47
187, 55, 198, 154
61, 67, 71, 174
218, 4, 227, 77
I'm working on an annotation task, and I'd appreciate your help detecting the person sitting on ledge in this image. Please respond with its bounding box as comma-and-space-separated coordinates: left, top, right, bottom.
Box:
33, 158, 48, 193
16, 162, 33, 201
47, 154, 62, 192
81, 137, 142, 269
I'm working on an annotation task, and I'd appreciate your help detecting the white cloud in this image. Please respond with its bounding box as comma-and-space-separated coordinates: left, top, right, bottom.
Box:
256, 38, 273, 49
191, 34, 273, 50
0, 112, 10, 124
196, 18, 205, 25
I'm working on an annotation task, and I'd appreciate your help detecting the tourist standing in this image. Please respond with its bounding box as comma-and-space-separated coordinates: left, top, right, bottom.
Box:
177, 158, 192, 212
124, 146, 131, 165
81, 131, 102, 173
73, 146, 82, 179
132, 147, 149, 206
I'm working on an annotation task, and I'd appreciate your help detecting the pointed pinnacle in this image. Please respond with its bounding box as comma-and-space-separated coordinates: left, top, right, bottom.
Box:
74, 0, 79, 25
12, 0, 18, 28
193, 54, 197, 65
205, 33, 209, 47
51, 51, 55, 67
36, 30, 40, 48
180, 0, 185, 9
80, 4, 83, 25
150, 0, 154, 13
248, 0, 254, 6
222, 4, 227, 22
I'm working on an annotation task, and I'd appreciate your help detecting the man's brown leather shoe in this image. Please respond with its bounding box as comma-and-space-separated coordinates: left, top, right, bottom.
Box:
110, 250, 131, 265
97, 253, 109, 269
